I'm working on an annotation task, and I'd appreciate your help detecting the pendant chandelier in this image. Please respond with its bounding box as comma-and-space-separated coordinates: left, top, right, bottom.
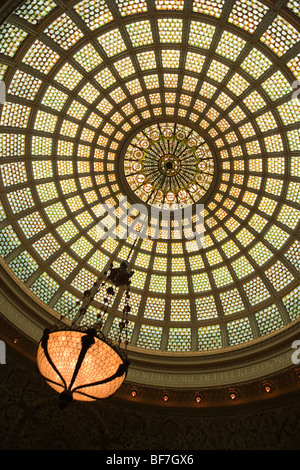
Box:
37, 260, 134, 408
37, 151, 189, 408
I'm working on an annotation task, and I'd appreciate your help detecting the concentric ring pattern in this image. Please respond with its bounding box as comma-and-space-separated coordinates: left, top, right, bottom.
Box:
123, 122, 215, 209
0, 0, 300, 354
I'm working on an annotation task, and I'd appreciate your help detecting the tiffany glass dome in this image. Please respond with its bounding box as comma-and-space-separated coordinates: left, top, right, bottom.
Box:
123, 122, 215, 209
0, 0, 300, 406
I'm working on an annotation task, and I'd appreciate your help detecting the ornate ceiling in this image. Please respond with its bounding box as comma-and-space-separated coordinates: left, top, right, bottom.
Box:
0, 0, 300, 406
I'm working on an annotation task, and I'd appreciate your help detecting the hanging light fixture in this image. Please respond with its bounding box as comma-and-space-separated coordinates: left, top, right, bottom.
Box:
37, 261, 134, 408
37, 159, 177, 408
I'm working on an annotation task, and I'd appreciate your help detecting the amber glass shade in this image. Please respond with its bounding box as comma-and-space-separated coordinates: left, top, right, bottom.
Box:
37, 327, 128, 405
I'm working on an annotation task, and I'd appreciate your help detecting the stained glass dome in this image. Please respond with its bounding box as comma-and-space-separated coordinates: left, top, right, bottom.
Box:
123, 122, 215, 209
0, 0, 300, 398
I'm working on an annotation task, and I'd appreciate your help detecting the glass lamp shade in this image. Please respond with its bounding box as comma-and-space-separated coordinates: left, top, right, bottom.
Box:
37, 327, 129, 407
